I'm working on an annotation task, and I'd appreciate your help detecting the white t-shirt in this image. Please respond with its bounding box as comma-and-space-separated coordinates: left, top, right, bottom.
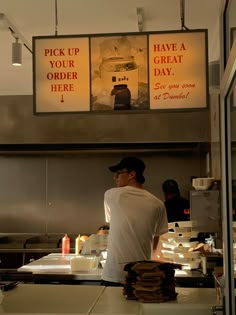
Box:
102, 185, 168, 283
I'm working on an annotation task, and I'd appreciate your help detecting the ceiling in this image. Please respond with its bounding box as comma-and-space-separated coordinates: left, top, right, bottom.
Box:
0, 0, 221, 96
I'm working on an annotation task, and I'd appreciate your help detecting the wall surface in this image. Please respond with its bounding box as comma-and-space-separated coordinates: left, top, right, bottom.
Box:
0, 95, 210, 144
0, 151, 206, 234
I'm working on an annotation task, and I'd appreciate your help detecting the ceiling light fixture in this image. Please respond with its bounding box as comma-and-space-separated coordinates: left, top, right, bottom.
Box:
0, 13, 32, 66
12, 37, 22, 66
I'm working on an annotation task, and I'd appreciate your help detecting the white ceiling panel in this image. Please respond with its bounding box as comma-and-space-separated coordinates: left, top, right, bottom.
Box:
0, 0, 221, 95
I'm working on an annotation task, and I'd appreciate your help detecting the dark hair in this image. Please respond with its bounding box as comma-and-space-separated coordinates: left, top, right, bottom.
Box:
97, 224, 110, 231
162, 179, 180, 195
109, 156, 145, 183
135, 173, 145, 184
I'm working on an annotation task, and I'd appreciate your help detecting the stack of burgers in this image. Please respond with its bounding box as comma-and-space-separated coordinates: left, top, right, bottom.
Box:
123, 260, 181, 303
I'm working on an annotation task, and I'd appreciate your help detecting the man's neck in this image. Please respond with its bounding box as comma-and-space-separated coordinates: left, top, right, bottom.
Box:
127, 180, 143, 189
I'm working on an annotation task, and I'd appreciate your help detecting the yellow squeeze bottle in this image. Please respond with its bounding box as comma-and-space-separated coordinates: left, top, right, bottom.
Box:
75, 234, 81, 255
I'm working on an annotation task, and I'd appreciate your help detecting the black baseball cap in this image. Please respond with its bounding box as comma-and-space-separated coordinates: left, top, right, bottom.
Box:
109, 157, 146, 173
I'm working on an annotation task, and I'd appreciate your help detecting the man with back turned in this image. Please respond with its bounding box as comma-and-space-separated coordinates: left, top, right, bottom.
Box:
102, 157, 168, 286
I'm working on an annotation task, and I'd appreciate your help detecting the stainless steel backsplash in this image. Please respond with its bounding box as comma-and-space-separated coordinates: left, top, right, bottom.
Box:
0, 152, 206, 234
0, 95, 210, 234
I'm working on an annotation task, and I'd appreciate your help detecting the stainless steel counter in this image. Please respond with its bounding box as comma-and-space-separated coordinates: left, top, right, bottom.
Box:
17, 253, 215, 287
17, 253, 102, 284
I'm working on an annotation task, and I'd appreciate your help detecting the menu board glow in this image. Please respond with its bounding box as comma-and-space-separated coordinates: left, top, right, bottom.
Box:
34, 37, 90, 113
149, 32, 208, 109
33, 30, 208, 114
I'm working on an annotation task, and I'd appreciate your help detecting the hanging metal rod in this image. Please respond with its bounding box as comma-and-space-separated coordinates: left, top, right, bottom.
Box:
0, 13, 32, 53
180, 0, 189, 30
55, 0, 58, 36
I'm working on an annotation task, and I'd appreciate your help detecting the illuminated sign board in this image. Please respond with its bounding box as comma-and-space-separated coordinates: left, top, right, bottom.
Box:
33, 30, 208, 113
149, 32, 208, 110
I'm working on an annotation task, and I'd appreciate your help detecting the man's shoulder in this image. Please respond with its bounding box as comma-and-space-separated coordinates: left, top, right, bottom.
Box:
105, 186, 127, 193
105, 187, 125, 197
105, 187, 118, 195
143, 190, 165, 208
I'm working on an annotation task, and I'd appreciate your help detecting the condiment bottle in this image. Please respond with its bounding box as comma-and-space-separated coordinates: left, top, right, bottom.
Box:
62, 234, 70, 255
75, 234, 81, 255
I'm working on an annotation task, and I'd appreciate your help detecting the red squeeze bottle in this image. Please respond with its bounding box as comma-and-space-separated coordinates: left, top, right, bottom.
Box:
62, 234, 70, 255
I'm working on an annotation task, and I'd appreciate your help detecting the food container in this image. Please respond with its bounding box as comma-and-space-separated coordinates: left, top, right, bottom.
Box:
175, 251, 201, 259
161, 241, 177, 250
70, 255, 99, 272
173, 239, 199, 247
172, 227, 192, 233
161, 240, 199, 251
168, 221, 193, 233
169, 236, 191, 243
166, 231, 199, 239
173, 246, 190, 253
161, 249, 176, 259
192, 177, 215, 190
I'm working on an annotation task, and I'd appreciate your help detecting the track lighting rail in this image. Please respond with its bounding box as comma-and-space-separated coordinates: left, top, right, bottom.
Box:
0, 13, 32, 53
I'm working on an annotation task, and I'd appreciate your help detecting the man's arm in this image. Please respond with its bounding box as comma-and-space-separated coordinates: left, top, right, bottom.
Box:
152, 235, 159, 251
151, 235, 160, 260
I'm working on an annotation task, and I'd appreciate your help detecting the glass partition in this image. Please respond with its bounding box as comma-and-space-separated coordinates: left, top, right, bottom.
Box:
220, 1, 236, 313
224, 0, 236, 60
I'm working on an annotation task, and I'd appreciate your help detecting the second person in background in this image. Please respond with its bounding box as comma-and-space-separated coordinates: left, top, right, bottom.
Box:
162, 179, 190, 223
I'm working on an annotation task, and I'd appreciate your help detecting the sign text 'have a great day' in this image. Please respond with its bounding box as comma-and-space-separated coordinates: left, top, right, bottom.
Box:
152, 42, 194, 102
149, 32, 207, 109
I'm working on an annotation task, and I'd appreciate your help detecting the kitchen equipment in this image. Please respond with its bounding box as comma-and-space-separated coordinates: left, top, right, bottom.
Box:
190, 190, 221, 232
201, 255, 223, 275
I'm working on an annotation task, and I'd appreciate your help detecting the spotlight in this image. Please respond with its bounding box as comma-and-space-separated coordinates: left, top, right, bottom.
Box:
12, 38, 22, 66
